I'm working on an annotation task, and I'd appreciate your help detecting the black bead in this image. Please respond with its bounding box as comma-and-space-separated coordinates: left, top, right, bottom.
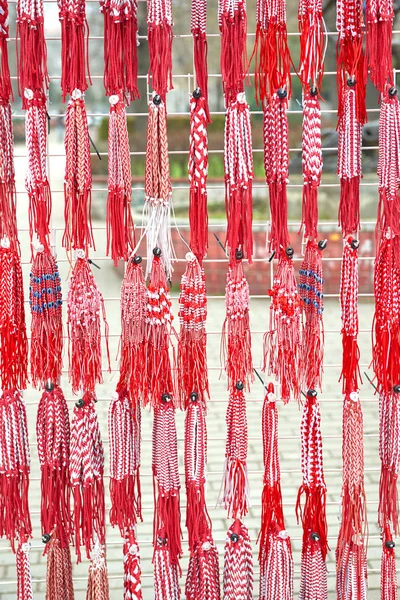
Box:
42, 534, 51, 544
310, 532, 320, 541
308, 389, 318, 397
310, 85, 318, 97
236, 381, 244, 391
162, 393, 171, 403
45, 381, 54, 392
190, 392, 198, 402
231, 533, 239, 543
318, 239, 327, 250
76, 399, 84, 408
350, 238, 359, 250
393, 384, 400, 394
385, 540, 395, 549
347, 77, 356, 87
389, 87, 398, 97
235, 249, 244, 260
158, 537, 167, 546
153, 94, 162, 106
153, 247, 162, 257
193, 87, 202, 99
133, 255, 142, 264
277, 88, 287, 99
286, 247, 294, 258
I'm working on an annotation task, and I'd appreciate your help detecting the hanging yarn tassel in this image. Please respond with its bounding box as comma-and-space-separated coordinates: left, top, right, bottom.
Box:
250, 0, 291, 104
340, 237, 361, 394
366, 0, 394, 92
123, 529, 143, 600
70, 393, 106, 562
221, 253, 253, 391
189, 92, 209, 263
152, 395, 182, 598
224, 93, 254, 261
296, 389, 328, 600
336, 391, 368, 600
186, 538, 220, 600
67, 252, 110, 395
300, 91, 322, 239
86, 539, 110, 600
177, 252, 208, 408
37, 384, 71, 548
30, 247, 63, 389
223, 520, 253, 600
379, 389, 400, 537
191, 0, 209, 121
377, 88, 400, 232
101, 0, 139, 101
45, 537, 74, 600
58, 0, 90, 102
258, 384, 294, 600
298, 0, 324, 90
299, 239, 324, 392
118, 255, 147, 404
106, 93, 134, 265
218, 0, 247, 105
0, 389, 31, 549
16, 538, 34, 600
337, 83, 363, 236
144, 97, 174, 278
63, 90, 94, 252
263, 250, 302, 403
264, 91, 290, 256
143, 250, 175, 408
109, 388, 142, 534
381, 529, 398, 600
147, 0, 173, 102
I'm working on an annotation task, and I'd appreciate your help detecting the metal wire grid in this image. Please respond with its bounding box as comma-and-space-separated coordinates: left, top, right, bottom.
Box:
0, 2, 394, 599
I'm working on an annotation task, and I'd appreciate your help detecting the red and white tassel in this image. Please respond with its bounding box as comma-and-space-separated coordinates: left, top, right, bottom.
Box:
299, 239, 324, 391
300, 91, 322, 239
223, 520, 253, 600
58, 0, 90, 102
377, 89, 400, 232
224, 94, 254, 261
109, 389, 141, 534
178, 252, 208, 409
189, 93, 209, 263
259, 384, 293, 600
144, 98, 174, 279
298, 0, 324, 90
36, 384, 71, 548
336, 392, 368, 600
186, 539, 220, 600
16, 539, 34, 600
296, 390, 328, 600
30, 247, 63, 389
147, 0, 173, 102
86, 539, 110, 600
154, 537, 180, 600
379, 390, 400, 536
340, 237, 361, 394
218, 0, 247, 105
70, 393, 106, 562
118, 255, 147, 404
222, 255, 253, 391
67, 252, 110, 395
45, 537, 74, 600
123, 529, 143, 600
101, 0, 139, 101
0, 242, 28, 391
106, 94, 134, 265
337, 84, 363, 235
63, 90, 94, 252
251, 0, 291, 104
264, 252, 302, 403
143, 252, 175, 408
366, 0, 394, 92
264, 92, 290, 255
381, 530, 398, 600
191, 0, 209, 120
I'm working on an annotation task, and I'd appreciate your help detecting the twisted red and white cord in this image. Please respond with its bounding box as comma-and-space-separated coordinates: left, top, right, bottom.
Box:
191, 0, 209, 120
118, 255, 147, 404
106, 93, 135, 265
340, 237, 361, 394
298, 0, 324, 90
381, 529, 398, 600
263, 253, 302, 403
123, 529, 143, 600
188, 94, 209, 263
63, 90, 94, 252
251, 0, 291, 103
366, 0, 394, 92
223, 520, 253, 600
58, 0, 90, 101
264, 92, 290, 255
16, 539, 34, 600
222, 255, 253, 391
30, 247, 63, 389
144, 99, 173, 278
109, 389, 142, 535
377, 89, 400, 232
178, 252, 208, 409
101, 0, 139, 100
218, 0, 247, 105
36, 385, 71, 548
86, 539, 110, 600
300, 91, 322, 239
147, 0, 173, 101
224, 93, 254, 261
67, 253, 110, 395
70, 393, 105, 562
379, 390, 400, 535
45, 537, 74, 600
154, 538, 180, 600
186, 538, 220, 600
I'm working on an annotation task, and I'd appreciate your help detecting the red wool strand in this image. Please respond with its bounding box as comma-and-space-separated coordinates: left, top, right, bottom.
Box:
218, 0, 248, 105
189, 94, 209, 263
380, 529, 398, 600
106, 93, 135, 265
36, 385, 71, 548
30, 248, 63, 389
67, 254, 110, 395
58, 0, 90, 102
300, 92, 322, 239
147, 0, 173, 101
264, 93, 290, 255
366, 0, 394, 92
191, 0, 210, 121
70, 393, 106, 562
223, 520, 253, 600
340, 238, 361, 394
0, 244, 28, 391
298, 0, 324, 90
224, 94, 254, 261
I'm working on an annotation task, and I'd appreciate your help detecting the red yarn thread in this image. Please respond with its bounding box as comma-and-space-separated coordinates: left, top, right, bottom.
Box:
218, 0, 248, 105
191, 0, 210, 121
147, 0, 173, 102
298, 0, 324, 90
366, 0, 394, 92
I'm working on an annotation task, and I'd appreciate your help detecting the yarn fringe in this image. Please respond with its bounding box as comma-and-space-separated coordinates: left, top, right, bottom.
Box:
219, 5, 247, 105
147, 21, 173, 102
367, 19, 394, 93
58, 0, 90, 101
298, 0, 324, 90
192, 30, 210, 122
16, 12, 48, 107
0, 94, 18, 250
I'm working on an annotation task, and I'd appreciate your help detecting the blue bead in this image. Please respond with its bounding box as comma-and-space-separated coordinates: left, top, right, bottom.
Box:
47, 288, 52, 294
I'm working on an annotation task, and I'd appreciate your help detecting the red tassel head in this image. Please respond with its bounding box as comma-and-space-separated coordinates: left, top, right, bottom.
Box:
58, 0, 90, 101
298, 0, 324, 90
340, 237, 361, 394
366, 0, 394, 92
218, 0, 248, 105
223, 520, 253, 600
